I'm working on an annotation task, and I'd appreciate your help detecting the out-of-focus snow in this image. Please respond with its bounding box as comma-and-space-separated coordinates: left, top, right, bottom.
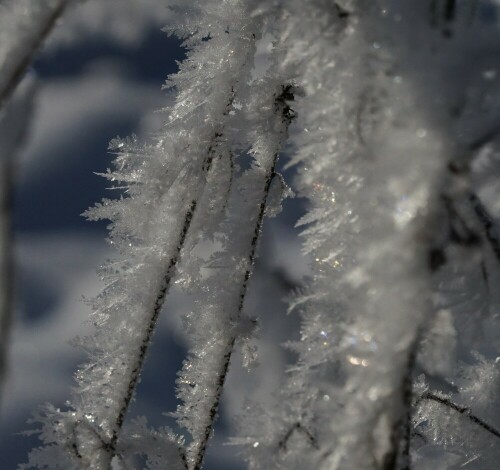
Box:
19, 64, 170, 184
48, 0, 172, 48
1, 233, 108, 423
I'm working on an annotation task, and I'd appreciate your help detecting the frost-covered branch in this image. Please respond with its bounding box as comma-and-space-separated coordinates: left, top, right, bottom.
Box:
0, 151, 14, 402
0, 0, 69, 109
416, 391, 500, 440
175, 81, 296, 470
235, 2, 462, 469
24, 2, 263, 468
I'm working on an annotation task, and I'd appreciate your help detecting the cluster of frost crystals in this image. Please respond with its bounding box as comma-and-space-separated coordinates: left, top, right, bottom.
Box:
0, 0, 69, 105
113, 418, 187, 470
234, 1, 500, 469
173, 72, 294, 469
21, 0, 500, 468
24, 1, 269, 468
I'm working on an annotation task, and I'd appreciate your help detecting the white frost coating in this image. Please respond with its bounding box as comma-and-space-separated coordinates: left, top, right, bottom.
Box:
236, 1, 500, 469
0, 73, 36, 402
0, 0, 69, 107
24, 1, 263, 468
22, 1, 500, 469
173, 75, 294, 469
236, 1, 456, 469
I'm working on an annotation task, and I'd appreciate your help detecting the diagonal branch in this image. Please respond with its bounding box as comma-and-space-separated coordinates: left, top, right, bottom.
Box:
104, 130, 230, 466
468, 192, 500, 262
183, 84, 296, 470
0, 0, 69, 109
416, 391, 500, 439
108, 198, 198, 455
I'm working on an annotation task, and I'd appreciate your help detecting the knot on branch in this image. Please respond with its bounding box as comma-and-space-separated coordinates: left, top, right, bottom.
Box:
275, 84, 303, 125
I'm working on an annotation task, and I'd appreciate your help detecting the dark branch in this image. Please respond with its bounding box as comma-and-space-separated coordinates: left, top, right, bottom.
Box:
334, 2, 350, 20
417, 391, 500, 439
70, 419, 112, 465
191, 84, 296, 470
278, 422, 318, 452
397, 348, 418, 470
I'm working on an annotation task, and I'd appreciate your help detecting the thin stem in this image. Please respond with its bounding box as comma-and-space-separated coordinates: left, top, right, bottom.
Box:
417, 391, 500, 439
278, 422, 318, 452
108, 199, 199, 456
0, 0, 68, 109
190, 85, 295, 470
191, 165, 279, 470
398, 347, 418, 470
106, 140, 222, 465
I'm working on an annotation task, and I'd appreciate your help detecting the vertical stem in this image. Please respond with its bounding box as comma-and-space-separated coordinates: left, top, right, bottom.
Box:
0, 158, 13, 403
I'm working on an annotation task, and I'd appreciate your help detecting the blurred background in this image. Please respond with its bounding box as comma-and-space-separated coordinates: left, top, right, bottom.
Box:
0, 1, 309, 468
